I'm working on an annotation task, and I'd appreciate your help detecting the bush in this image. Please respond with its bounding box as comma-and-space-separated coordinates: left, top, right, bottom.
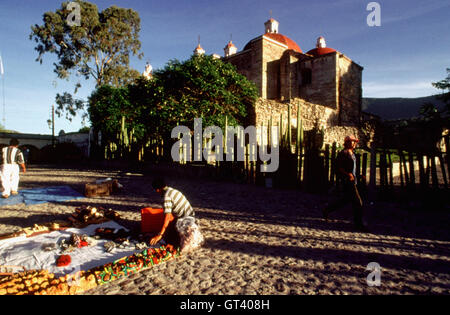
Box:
40, 142, 84, 163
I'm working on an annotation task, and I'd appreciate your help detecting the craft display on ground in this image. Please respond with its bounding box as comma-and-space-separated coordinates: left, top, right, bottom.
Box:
0, 206, 180, 295
84, 178, 123, 197
0, 176, 123, 207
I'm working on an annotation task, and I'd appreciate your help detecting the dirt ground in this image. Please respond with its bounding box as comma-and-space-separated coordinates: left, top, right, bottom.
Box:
0, 164, 449, 295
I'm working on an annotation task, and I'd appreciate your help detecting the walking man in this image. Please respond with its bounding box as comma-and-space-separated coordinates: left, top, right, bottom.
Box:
323, 135, 368, 232
1, 139, 26, 198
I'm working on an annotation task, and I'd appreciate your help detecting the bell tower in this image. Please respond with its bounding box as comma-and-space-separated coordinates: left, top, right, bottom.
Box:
224, 34, 237, 57
143, 61, 153, 80
193, 35, 205, 56
264, 18, 279, 34
316, 36, 327, 48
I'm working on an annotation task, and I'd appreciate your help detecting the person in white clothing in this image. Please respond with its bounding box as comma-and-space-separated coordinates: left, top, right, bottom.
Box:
1, 138, 26, 198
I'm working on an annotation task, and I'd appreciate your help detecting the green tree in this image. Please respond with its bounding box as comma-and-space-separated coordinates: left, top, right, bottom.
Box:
420, 68, 450, 125
432, 68, 450, 112
88, 85, 144, 142
78, 126, 91, 133
147, 54, 258, 131
0, 123, 18, 133
128, 76, 164, 139
89, 55, 258, 160
30, 0, 143, 121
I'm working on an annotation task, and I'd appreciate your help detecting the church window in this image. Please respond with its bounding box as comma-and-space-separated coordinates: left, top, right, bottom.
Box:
301, 69, 312, 86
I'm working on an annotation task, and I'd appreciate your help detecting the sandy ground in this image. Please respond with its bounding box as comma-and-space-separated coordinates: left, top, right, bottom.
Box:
0, 164, 449, 295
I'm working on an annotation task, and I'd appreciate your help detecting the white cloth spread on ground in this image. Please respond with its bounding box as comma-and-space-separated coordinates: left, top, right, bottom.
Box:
0, 221, 151, 277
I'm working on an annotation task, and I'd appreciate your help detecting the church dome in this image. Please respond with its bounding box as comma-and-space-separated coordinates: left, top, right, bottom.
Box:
194, 43, 205, 56
264, 33, 302, 53
306, 36, 336, 57
243, 18, 303, 53
306, 47, 336, 56
225, 41, 237, 49
244, 33, 302, 53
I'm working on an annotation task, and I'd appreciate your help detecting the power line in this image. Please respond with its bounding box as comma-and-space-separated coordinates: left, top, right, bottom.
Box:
0, 52, 5, 129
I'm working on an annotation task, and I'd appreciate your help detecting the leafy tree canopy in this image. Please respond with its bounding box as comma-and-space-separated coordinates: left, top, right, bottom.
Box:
432, 68, 450, 109
131, 54, 258, 134
0, 123, 19, 134
30, 0, 143, 120
78, 126, 91, 133
89, 55, 258, 147
88, 85, 145, 142
420, 68, 450, 125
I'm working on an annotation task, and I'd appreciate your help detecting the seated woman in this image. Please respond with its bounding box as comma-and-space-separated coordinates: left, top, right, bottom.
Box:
149, 178, 196, 247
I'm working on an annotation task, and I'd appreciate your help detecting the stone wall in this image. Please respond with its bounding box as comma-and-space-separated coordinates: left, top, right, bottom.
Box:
337, 54, 363, 126
252, 98, 365, 147
223, 50, 253, 80
323, 125, 364, 147
299, 53, 338, 109
254, 98, 336, 130
224, 38, 263, 96
223, 33, 365, 147
279, 51, 301, 101
262, 36, 287, 99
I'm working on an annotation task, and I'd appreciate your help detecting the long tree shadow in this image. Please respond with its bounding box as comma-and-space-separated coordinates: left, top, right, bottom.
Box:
251, 260, 450, 294
201, 226, 450, 259
202, 238, 450, 275
17, 165, 450, 244
0, 213, 72, 230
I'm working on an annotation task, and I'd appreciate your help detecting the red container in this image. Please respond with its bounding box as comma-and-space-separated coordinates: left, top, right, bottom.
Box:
141, 208, 164, 233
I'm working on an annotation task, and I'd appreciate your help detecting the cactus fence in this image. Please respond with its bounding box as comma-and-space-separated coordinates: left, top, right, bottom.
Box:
99, 112, 449, 197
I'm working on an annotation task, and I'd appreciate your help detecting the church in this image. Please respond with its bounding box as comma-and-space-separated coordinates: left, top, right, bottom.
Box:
193, 18, 365, 145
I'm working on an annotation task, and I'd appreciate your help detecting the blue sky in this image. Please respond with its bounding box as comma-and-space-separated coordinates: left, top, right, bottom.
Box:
0, 0, 449, 135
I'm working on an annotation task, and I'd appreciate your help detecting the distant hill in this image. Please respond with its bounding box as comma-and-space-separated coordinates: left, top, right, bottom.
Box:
362, 95, 446, 120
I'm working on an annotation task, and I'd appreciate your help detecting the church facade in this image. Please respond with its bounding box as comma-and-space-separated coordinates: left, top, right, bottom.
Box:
209, 18, 365, 145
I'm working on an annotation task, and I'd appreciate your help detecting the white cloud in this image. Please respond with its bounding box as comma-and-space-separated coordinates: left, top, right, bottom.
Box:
382, 2, 450, 25
363, 81, 439, 98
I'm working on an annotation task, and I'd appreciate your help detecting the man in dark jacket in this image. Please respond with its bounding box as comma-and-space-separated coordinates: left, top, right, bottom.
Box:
323, 135, 368, 232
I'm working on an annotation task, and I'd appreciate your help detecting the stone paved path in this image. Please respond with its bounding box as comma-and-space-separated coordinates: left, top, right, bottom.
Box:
0, 165, 449, 295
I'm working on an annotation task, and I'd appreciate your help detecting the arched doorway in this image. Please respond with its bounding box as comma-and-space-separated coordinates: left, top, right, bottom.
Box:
18, 145, 41, 164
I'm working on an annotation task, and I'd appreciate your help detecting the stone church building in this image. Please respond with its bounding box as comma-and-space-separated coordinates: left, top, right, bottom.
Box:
194, 18, 364, 146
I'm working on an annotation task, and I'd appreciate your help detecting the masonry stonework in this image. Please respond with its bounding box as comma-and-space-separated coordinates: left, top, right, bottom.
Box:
221, 18, 364, 147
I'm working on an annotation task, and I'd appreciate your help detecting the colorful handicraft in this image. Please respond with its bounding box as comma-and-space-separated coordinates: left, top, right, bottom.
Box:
95, 244, 179, 285
56, 255, 72, 267
69, 206, 120, 227
0, 212, 182, 295
0, 270, 97, 295
0, 244, 180, 295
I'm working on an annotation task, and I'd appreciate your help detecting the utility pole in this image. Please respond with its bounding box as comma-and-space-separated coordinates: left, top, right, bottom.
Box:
1, 52, 5, 129
1, 75, 5, 129
51, 105, 55, 147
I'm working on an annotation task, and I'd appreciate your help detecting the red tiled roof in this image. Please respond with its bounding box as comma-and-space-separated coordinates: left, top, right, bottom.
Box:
306, 47, 337, 57
226, 41, 236, 48
263, 33, 302, 53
